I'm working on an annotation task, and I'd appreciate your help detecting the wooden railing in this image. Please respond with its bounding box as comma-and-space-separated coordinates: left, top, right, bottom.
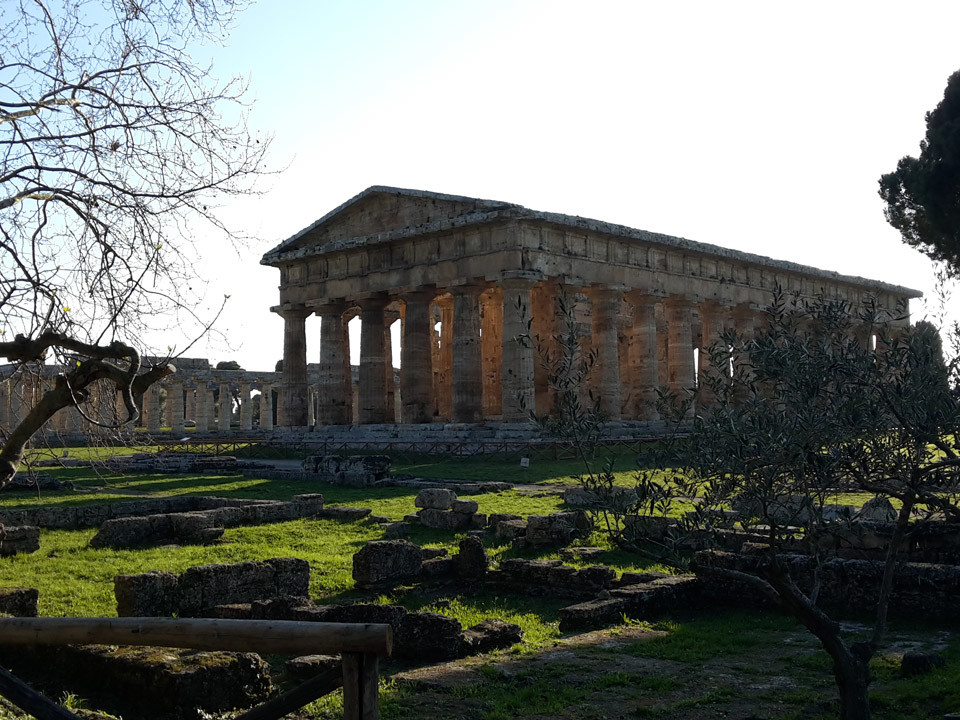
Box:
0, 617, 392, 720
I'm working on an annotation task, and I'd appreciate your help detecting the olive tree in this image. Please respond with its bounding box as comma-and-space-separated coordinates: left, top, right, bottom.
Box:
636, 292, 960, 720
0, 0, 267, 486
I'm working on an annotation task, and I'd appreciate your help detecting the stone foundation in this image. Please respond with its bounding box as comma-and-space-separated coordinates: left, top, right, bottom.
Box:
115, 557, 310, 618
300, 454, 392, 486
0, 526, 40, 556
90, 494, 326, 549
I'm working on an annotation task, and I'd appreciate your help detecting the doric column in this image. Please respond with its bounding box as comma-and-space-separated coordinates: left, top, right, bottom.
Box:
143, 384, 160, 431
501, 278, 537, 421
481, 287, 503, 418
184, 384, 196, 427
400, 290, 435, 423
239, 382, 252, 431
451, 284, 484, 423
276, 304, 311, 427
531, 283, 558, 416
194, 384, 209, 432
384, 310, 399, 423
627, 294, 660, 421
732, 304, 759, 401
698, 300, 728, 406
433, 297, 454, 419
315, 302, 352, 425
259, 383, 274, 430
0, 379, 10, 430
358, 295, 389, 424
590, 285, 623, 420
169, 381, 185, 434
665, 295, 696, 409
218, 382, 232, 431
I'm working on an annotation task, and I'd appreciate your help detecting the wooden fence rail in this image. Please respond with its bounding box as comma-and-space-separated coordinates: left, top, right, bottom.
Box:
0, 617, 392, 720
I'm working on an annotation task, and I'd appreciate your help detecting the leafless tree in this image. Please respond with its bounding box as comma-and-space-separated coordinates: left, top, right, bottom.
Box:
0, 0, 268, 486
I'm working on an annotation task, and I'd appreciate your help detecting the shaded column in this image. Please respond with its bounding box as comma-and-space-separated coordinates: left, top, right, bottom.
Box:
143, 384, 160, 432
316, 302, 352, 425
384, 310, 399, 423
531, 283, 558, 416
358, 295, 389, 424
194, 384, 209, 432
665, 295, 696, 413
259, 383, 274, 430
218, 382, 232, 431
697, 300, 728, 406
169, 381, 185, 434
0, 379, 9, 430
590, 285, 623, 420
480, 287, 503, 418
626, 293, 660, 421
277, 305, 311, 427
732, 304, 759, 402
501, 278, 537, 421
434, 297, 454, 419
400, 290, 436, 423
451, 285, 484, 423
239, 382, 253, 431
185, 383, 197, 427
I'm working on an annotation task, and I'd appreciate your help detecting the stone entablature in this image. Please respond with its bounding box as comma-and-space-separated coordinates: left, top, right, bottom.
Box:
261, 186, 922, 428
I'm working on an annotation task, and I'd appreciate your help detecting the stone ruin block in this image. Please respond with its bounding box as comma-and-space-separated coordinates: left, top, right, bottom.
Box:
395, 611, 463, 661
115, 570, 180, 618
462, 618, 524, 654
856, 496, 898, 523
454, 536, 489, 580
301, 454, 392, 487
495, 518, 527, 540
563, 486, 639, 511
352, 540, 423, 589
286, 654, 340, 680
416, 507, 474, 530
0, 587, 39, 617
5, 643, 271, 720
0, 526, 40, 556
524, 511, 592, 547
451, 499, 479, 514
415, 488, 457, 510
558, 574, 700, 631
116, 559, 309, 618
421, 556, 457, 578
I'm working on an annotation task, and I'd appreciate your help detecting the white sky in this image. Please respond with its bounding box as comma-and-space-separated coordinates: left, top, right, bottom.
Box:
181, 0, 960, 371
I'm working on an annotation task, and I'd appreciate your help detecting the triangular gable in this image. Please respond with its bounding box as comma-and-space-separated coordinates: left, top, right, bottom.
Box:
267, 186, 514, 256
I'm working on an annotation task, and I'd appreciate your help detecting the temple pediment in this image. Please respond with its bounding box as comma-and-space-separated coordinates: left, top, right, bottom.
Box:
265, 186, 515, 257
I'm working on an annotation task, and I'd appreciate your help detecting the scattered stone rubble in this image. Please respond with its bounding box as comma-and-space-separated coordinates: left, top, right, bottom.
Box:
89, 494, 326, 549
405, 488, 487, 531
3, 473, 72, 492
115, 557, 309, 617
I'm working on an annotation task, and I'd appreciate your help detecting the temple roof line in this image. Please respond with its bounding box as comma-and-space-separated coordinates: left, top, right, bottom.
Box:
261, 185, 922, 298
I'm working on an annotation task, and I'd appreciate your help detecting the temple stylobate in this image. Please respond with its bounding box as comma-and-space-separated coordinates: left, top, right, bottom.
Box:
261, 186, 922, 429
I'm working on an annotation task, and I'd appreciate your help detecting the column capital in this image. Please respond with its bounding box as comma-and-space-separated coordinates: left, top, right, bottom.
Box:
310, 299, 348, 316
271, 303, 311, 320
664, 293, 696, 309
356, 293, 390, 311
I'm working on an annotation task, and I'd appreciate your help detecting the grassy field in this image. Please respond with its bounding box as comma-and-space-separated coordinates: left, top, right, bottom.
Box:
0, 456, 955, 718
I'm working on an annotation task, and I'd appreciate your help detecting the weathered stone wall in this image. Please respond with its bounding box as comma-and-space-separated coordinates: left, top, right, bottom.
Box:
115, 558, 310, 618
693, 549, 960, 620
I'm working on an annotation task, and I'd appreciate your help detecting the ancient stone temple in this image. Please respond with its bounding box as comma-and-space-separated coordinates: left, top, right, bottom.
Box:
261, 186, 921, 430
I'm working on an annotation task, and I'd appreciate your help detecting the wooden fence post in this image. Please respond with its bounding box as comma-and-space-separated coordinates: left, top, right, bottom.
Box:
342, 652, 379, 720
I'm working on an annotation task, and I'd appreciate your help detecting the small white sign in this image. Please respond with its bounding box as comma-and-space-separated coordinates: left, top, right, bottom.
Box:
520, 457, 530, 468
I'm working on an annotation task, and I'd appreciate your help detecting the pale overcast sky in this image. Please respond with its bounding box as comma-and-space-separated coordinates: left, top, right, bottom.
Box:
182, 0, 960, 371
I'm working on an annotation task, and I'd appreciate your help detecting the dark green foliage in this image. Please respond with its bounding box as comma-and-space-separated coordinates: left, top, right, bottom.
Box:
879, 70, 960, 272
215, 360, 243, 371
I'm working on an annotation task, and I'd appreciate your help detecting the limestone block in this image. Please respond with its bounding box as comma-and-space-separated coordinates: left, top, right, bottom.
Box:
421, 547, 448, 560
415, 488, 457, 510
417, 508, 473, 531
286, 654, 341, 680
292, 493, 326, 514
451, 499, 479, 514
395, 612, 463, 661
454, 536, 489, 579
352, 540, 423, 589
0, 587, 39, 617
462, 618, 524, 654
487, 513, 521, 527
421, 557, 457, 578
525, 511, 591, 547
313, 603, 408, 636
857, 496, 898, 523
558, 597, 627, 631
0, 526, 40, 556
470, 513, 487, 530
115, 570, 180, 617
563, 486, 639, 511
214, 603, 253, 619
495, 518, 527, 541
380, 521, 410, 538
575, 565, 617, 590
169, 512, 220, 543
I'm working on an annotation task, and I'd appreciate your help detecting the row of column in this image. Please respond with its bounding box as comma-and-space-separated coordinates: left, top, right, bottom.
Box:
276, 281, 769, 427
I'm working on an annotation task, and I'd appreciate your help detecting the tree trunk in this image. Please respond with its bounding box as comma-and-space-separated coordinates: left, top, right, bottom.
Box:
834, 651, 871, 720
